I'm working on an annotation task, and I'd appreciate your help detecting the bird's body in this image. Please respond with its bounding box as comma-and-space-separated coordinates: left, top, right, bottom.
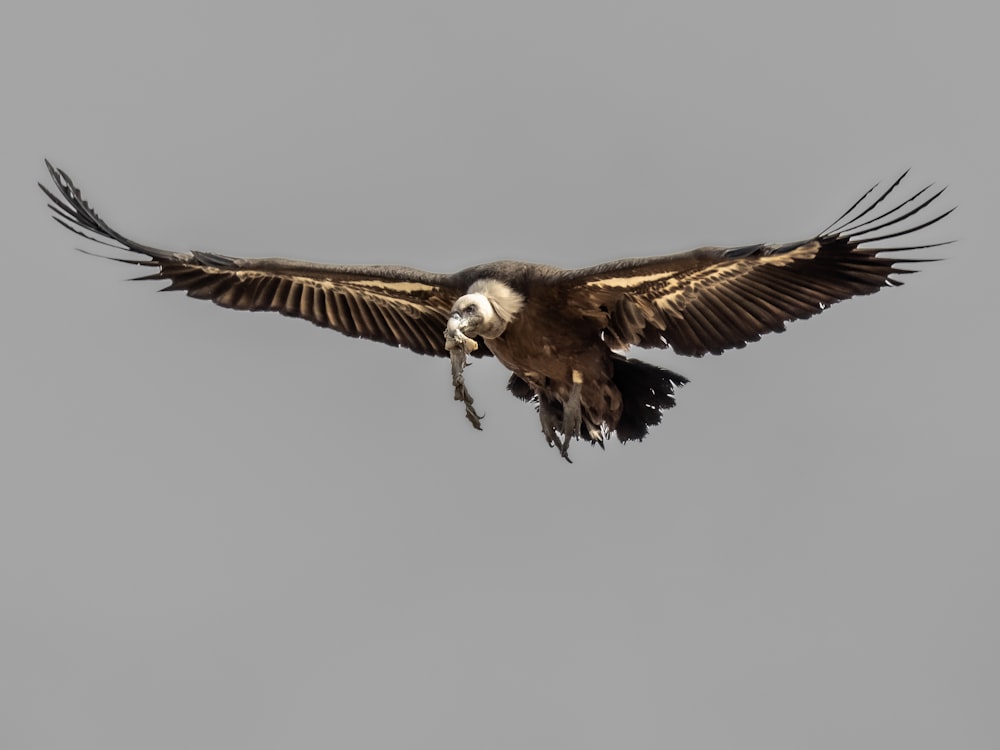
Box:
40, 163, 951, 460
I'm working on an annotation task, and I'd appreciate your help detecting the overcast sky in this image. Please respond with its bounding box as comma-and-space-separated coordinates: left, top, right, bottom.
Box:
2, 1, 997, 748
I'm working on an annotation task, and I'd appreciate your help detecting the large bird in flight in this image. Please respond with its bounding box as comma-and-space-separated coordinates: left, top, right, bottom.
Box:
40, 162, 951, 461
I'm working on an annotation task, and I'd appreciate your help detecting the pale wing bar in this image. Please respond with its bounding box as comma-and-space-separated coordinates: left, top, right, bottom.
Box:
40, 162, 465, 357
573, 174, 953, 356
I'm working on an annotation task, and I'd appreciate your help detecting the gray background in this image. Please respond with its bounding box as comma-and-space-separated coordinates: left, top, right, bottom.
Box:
2, 1, 997, 748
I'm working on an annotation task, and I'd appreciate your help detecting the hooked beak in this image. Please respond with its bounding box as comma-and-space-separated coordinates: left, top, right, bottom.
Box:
444, 311, 478, 353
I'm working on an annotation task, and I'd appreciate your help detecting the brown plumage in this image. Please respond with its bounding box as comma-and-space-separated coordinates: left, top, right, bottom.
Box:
40, 161, 952, 461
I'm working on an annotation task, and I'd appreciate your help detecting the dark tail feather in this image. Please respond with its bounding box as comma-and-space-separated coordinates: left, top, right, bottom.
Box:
506, 374, 534, 402
612, 355, 687, 442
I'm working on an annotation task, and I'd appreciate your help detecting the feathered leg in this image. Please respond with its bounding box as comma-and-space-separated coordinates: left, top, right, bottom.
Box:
557, 371, 584, 462
537, 394, 562, 451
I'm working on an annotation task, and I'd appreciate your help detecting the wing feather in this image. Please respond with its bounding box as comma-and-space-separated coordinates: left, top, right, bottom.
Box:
41, 161, 476, 358
563, 174, 952, 356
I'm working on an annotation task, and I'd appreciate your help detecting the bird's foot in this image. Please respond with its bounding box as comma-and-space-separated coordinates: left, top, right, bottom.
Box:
537, 396, 562, 449
557, 373, 584, 463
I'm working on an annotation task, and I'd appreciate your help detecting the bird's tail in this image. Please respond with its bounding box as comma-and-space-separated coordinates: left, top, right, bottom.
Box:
610, 355, 687, 442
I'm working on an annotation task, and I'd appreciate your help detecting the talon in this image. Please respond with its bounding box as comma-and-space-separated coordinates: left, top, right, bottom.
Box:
559, 442, 573, 464
556, 375, 584, 462
537, 394, 561, 449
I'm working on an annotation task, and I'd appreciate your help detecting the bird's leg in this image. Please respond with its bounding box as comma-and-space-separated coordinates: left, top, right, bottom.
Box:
445, 328, 484, 430
537, 395, 562, 449
557, 370, 584, 462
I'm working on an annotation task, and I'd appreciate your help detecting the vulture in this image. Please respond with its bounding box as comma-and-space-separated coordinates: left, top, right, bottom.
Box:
40, 161, 952, 461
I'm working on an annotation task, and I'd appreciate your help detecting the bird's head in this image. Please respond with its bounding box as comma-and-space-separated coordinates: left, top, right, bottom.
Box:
444, 278, 525, 353
447, 292, 498, 341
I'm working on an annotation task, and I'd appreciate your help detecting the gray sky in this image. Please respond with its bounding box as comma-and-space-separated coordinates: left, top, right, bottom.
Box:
2, 1, 997, 748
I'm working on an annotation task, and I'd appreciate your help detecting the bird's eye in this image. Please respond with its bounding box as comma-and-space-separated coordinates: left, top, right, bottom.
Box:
464, 304, 478, 314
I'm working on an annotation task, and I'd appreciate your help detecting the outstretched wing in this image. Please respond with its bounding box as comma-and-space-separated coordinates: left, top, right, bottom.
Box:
563, 173, 953, 356
40, 161, 473, 357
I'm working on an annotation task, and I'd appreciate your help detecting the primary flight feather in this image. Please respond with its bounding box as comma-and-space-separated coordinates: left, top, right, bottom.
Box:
40, 161, 952, 461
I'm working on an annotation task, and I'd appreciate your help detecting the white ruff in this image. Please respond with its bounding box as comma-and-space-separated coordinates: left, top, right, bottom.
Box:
467, 278, 525, 322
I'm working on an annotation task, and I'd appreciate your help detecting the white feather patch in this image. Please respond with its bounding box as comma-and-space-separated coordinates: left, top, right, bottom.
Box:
467, 278, 525, 322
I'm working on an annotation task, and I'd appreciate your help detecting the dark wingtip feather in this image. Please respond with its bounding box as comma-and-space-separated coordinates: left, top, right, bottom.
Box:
818, 180, 880, 236
73, 246, 159, 266
858, 204, 956, 245
826, 172, 909, 234
41, 160, 120, 244
822, 174, 954, 262
41, 160, 184, 265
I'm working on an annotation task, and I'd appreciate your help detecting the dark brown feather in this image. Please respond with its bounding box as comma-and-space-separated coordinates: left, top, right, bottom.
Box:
561, 175, 952, 357
40, 162, 952, 456
41, 161, 478, 358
